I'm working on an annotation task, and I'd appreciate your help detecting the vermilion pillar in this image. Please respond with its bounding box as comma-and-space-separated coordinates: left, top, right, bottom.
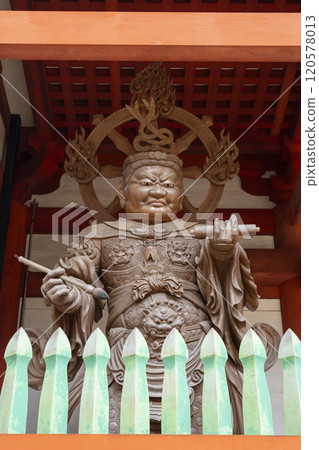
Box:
279, 277, 301, 339
274, 172, 301, 339
0, 199, 28, 382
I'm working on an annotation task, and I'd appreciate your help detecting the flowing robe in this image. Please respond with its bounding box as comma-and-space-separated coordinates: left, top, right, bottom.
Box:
27, 219, 279, 434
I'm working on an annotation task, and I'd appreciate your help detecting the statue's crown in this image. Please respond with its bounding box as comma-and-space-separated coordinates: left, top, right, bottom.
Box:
122, 62, 183, 182
122, 150, 183, 185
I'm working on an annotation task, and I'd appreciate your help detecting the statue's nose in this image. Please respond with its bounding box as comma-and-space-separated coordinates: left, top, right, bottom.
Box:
150, 183, 165, 197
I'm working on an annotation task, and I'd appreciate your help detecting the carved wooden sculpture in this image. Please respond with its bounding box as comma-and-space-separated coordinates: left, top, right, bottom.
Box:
26, 63, 280, 434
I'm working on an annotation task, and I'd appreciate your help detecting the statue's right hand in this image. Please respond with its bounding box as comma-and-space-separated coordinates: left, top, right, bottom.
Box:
41, 267, 76, 306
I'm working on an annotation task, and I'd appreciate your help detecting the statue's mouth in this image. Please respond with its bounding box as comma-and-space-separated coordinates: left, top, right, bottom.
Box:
147, 201, 166, 207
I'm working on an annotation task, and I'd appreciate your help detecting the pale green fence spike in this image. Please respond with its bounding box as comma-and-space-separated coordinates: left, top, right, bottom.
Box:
239, 328, 274, 435
79, 328, 110, 434
0, 328, 32, 433
161, 327, 188, 360
200, 328, 232, 435
122, 327, 149, 360
37, 328, 71, 434
161, 328, 191, 435
278, 329, 301, 435
120, 328, 150, 434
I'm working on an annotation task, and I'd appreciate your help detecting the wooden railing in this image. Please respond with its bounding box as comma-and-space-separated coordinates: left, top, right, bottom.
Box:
0, 326, 301, 449
0, 328, 300, 450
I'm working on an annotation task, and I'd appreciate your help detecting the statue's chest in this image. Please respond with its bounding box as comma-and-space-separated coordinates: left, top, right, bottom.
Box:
100, 237, 201, 287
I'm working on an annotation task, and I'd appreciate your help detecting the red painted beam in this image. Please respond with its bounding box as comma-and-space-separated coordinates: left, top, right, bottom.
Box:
0, 435, 301, 450
0, 12, 301, 62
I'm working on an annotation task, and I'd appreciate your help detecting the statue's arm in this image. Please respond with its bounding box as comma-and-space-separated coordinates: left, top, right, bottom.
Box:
199, 217, 259, 311
196, 218, 259, 349
28, 238, 105, 386
41, 238, 104, 314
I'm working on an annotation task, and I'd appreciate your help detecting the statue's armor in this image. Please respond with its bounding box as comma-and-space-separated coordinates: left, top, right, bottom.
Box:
100, 234, 211, 433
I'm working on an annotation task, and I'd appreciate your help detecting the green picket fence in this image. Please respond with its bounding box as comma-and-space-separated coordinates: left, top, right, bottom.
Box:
0, 326, 301, 436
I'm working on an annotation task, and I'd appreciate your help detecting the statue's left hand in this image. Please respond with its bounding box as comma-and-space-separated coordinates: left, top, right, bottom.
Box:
209, 215, 239, 253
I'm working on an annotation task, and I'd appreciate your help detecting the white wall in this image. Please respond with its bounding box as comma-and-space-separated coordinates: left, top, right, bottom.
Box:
1, 60, 34, 127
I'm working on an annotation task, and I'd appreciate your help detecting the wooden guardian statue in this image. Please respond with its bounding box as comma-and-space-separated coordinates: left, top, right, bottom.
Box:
26, 62, 280, 434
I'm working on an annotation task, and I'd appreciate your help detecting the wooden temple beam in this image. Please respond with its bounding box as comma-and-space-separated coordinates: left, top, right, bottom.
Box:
0, 435, 301, 450
0, 12, 301, 62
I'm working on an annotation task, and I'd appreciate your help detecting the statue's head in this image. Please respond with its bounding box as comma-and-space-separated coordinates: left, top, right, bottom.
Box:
118, 151, 184, 221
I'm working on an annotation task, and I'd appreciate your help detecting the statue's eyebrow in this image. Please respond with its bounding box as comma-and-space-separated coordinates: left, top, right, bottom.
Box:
160, 173, 179, 182
135, 172, 157, 181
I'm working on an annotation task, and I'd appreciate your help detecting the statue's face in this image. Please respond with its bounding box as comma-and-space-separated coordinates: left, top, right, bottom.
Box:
120, 165, 183, 220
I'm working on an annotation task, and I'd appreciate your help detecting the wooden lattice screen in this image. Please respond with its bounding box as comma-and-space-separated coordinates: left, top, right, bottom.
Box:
39, 61, 300, 139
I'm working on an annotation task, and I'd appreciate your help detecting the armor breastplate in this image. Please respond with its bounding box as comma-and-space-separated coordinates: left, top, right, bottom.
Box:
101, 234, 210, 346
100, 235, 201, 289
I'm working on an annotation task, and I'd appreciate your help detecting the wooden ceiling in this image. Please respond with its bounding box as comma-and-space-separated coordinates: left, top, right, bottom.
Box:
23, 61, 300, 142
6, 0, 301, 197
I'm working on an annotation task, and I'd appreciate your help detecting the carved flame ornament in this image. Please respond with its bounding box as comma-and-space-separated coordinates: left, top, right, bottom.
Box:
204, 129, 240, 185
130, 61, 176, 116
65, 127, 100, 184
64, 62, 240, 221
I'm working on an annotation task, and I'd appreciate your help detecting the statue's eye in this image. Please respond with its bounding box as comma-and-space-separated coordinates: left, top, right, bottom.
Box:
141, 181, 153, 186
162, 182, 173, 188
155, 319, 161, 325
167, 318, 174, 324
